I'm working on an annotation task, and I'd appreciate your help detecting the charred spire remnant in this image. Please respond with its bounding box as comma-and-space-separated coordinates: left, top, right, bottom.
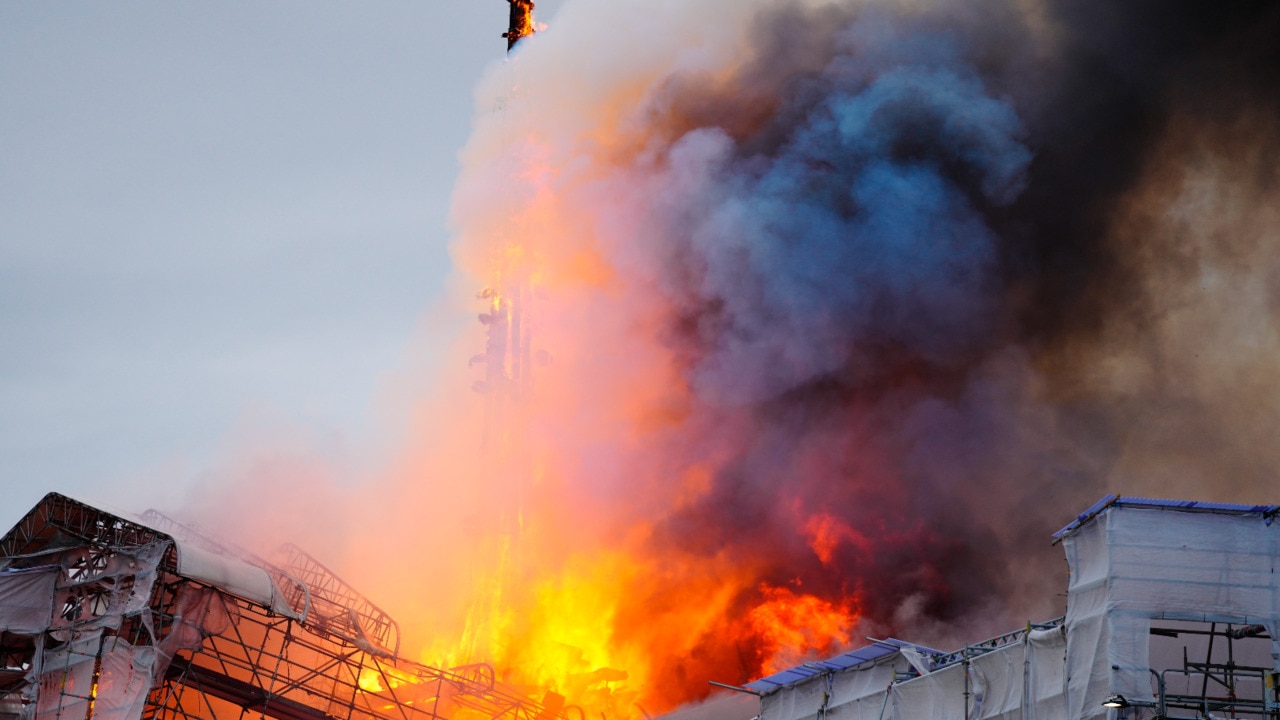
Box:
504, 0, 535, 51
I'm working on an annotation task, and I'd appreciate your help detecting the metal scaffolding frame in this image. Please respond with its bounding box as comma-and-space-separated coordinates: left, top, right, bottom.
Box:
0, 493, 577, 720
1145, 620, 1278, 719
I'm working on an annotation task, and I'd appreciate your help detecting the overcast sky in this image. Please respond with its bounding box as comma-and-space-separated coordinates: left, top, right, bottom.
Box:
0, 3, 564, 530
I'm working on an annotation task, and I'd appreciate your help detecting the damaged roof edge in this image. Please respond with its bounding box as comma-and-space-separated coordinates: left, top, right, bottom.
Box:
172, 540, 302, 620
1, 492, 302, 620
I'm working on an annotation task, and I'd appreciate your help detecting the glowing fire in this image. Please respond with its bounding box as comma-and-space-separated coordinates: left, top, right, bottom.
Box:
358, 668, 386, 693
352, 5, 897, 719
358, 666, 419, 694
505, 0, 536, 49
803, 513, 871, 566
746, 585, 857, 676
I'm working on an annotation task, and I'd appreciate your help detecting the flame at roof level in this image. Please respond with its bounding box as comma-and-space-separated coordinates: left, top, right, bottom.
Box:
745, 497, 1280, 719
0, 493, 576, 720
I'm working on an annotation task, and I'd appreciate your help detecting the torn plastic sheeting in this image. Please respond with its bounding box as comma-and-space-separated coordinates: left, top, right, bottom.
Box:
152, 584, 239, 683
31, 631, 101, 720
94, 637, 155, 720
48, 544, 168, 636
174, 542, 298, 619
53, 543, 164, 617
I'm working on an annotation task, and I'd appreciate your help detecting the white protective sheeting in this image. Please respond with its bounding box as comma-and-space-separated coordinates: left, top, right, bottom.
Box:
969, 641, 1021, 719
826, 689, 890, 720
830, 658, 899, 708
1061, 505, 1280, 719
1023, 627, 1067, 720
759, 628, 1067, 720
173, 542, 298, 619
94, 638, 155, 720
29, 632, 101, 720
890, 661, 966, 720
825, 659, 898, 720
761, 672, 829, 720
0, 571, 57, 634
153, 584, 239, 681
762, 654, 909, 720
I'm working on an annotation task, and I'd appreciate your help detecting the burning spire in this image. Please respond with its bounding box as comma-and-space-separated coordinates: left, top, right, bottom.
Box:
504, 0, 535, 51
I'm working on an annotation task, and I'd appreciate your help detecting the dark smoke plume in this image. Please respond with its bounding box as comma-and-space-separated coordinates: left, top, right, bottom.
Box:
575, 0, 1280, 682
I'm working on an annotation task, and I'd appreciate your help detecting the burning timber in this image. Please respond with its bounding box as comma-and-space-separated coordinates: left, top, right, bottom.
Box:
503, 0, 535, 51
0, 493, 575, 720
738, 497, 1280, 720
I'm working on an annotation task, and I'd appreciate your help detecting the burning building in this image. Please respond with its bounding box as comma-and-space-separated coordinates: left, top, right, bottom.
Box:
3, 494, 1276, 720
741, 496, 1280, 719
17, 1, 1275, 719
430, 2, 1280, 713
0, 494, 573, 720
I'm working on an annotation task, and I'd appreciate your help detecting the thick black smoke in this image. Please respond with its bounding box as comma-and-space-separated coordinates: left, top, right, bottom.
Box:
612, 0, 1280, 668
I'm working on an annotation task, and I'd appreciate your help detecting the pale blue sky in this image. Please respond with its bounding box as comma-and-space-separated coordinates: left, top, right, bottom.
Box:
0, 2, 563, 529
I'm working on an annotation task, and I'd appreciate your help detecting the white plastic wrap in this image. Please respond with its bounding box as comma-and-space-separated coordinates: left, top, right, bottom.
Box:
969, 641, 1021, 719
174, 542, 298, 619
1061, 505, 1280, 719
31, 632, 101, 720
829, 659, 900, 707
1024, 627, 1066, 720
94, 638, 155, 720
890, 661, 966, 720
761, 671, 828, 720
0, 571, 57, 634
827, 690, 890, 720
759, 629, 1068, 720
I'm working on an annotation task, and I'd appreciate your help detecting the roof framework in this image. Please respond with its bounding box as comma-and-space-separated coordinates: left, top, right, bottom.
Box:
0, 493, 575, 720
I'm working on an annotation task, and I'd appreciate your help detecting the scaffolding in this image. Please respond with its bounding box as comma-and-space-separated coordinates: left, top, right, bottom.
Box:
744, 496, 1280, 720
0, 493, 578, 720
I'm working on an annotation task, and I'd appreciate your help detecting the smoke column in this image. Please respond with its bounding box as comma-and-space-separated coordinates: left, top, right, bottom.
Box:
185, 0, 1280, 714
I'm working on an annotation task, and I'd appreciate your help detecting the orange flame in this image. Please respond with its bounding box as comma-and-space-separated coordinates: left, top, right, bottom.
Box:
802, 513, 871, 566
746, 585, 858, 676
346, 20, 873, 719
